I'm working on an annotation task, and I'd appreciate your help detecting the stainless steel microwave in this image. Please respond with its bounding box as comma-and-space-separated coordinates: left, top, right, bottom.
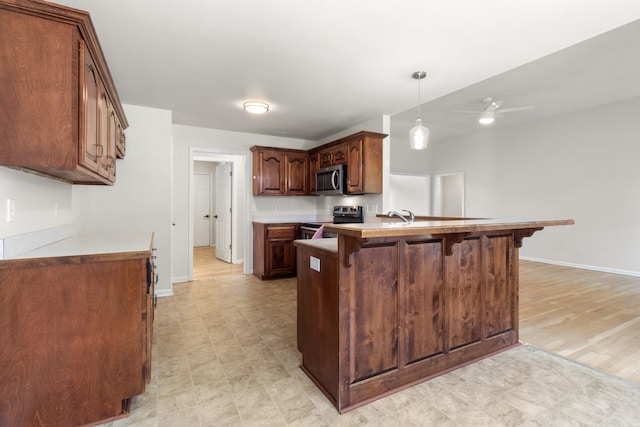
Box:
316, 164, 346, 195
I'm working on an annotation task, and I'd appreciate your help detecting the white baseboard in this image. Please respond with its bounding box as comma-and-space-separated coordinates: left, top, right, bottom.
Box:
155, 289, 173, 298
172, 275, 189, 284
520, 256, 640, 278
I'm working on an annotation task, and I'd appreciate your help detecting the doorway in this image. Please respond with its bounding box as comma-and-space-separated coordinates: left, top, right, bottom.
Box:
188, 148, 248, 281
434, 172, 465, 217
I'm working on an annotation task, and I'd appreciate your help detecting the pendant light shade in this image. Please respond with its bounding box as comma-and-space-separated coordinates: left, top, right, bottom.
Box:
409, 71, 429, 150
409, 119, 430, 150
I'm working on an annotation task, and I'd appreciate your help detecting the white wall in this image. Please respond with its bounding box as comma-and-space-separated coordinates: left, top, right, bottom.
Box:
73, 104, 174, 295
431, 97, 640, 275
0, 167, 74, 239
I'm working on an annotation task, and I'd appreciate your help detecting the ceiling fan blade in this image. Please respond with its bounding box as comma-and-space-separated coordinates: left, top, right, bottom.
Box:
498, 106, 535, 113
453, 109, 483, 114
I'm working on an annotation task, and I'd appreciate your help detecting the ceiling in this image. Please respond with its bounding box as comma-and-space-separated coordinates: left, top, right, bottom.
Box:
53, 0, 640, 142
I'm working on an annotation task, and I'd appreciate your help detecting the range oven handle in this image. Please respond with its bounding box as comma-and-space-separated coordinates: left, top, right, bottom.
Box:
331, 170, 339, 190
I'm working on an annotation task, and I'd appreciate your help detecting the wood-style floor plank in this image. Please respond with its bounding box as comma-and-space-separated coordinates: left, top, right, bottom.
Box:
193, 246, 244, 280
519, 260, 640, 383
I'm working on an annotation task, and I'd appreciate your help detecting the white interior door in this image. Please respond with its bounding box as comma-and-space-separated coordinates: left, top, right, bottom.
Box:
215, 163, 232, 263
193, 173, 212, 247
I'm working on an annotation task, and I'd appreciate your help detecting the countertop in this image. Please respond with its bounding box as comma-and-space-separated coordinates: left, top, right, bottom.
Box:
294, 237, 338, 253
3, 233, 154, 261
323, 218, 574, 238
252, 216, 332, 224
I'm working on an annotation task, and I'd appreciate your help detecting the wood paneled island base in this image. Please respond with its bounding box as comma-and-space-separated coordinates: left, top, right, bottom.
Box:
295, 218, 573, 413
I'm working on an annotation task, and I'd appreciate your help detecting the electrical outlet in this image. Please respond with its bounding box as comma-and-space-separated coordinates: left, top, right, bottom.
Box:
310, 256, 320, 272
6, 198, 15, 223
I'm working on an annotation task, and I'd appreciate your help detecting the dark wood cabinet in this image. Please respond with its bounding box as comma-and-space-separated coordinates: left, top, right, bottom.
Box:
344, 132, 383, 194
0, 0, 127, 185
318, 144, 347, 168
0, 234, 155, 427
312, 131, 385, 195
253, 222, 298, 279
251, 131, 385, 196
285, 151, 308, 195
308, 152, 319, 194
251, 147, 308, 196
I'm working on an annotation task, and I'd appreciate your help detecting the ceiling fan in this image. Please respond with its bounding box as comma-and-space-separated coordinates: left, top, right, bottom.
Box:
456, 97, 534, 125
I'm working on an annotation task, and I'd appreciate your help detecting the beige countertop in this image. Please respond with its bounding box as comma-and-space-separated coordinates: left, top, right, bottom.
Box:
323, 218, 574, 239
3, 233, 154, 260
294, 237, 338, 253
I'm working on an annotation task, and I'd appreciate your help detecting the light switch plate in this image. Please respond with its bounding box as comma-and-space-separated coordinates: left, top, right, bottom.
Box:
310, 256, 320, 272
6, 198, 15, 222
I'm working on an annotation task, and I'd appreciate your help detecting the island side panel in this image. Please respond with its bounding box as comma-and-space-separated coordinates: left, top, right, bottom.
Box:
296, 243, 340, 403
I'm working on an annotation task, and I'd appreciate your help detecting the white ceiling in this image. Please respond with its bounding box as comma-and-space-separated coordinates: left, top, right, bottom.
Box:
54, 0, 640, 142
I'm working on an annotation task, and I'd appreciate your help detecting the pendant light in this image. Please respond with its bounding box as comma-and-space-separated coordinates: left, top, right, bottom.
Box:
409, 71, 430, 150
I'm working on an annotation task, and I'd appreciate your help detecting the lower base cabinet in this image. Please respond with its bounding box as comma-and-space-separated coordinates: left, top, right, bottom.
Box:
253, 222, 298, 280
0, 234, 155, 427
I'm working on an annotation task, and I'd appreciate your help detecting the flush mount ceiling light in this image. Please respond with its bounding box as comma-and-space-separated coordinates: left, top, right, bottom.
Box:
409, 71, 430, 150
243, 101, 269, 114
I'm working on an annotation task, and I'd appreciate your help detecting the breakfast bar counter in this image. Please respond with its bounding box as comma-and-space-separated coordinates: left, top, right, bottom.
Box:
295, 218, 573, 413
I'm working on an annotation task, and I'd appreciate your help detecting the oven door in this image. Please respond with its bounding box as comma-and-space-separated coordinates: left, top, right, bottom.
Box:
300, 225, 319, 239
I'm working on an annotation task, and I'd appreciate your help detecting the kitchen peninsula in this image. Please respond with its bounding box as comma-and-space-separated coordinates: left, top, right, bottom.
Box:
295, 217, 573, 413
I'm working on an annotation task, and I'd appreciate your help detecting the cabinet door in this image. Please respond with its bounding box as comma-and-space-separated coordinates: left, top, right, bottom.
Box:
97, 87, 112, 179
332, 144, 347, 165
319, 148, 333, 168
107, 102, 120, 179
115, 114, 126, 158
266, 225, 296, 276
319, 145, 347, 168
308, 152, 319, 194
286, 152, 308, 195
346, 138, 363, 193
254, 149, 285, 195
79, 41, 100, 173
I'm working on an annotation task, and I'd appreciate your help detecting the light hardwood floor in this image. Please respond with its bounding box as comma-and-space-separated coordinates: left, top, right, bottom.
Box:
193, 249, 639, 383
193, 246, 244, 280
519, 260, 640, 383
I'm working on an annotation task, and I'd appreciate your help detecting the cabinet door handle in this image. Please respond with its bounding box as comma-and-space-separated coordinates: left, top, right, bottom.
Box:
95, 144, 104, 157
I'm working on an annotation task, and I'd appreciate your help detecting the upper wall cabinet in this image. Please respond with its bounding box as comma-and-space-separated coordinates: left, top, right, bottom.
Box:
0, 0, 128, 185
317, 143, 347, 168
252, 131, 386, 197
251, 147, 308, 196
310, 131, 386, 195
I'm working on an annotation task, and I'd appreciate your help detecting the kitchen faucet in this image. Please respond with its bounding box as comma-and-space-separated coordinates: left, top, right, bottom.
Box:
387, 209, 415, 223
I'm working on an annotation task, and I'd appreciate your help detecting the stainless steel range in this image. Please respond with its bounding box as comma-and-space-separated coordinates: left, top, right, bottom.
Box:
299, 205, 364, 239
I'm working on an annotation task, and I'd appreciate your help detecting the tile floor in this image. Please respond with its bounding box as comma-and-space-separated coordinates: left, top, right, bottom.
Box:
101, 275, 640, 427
